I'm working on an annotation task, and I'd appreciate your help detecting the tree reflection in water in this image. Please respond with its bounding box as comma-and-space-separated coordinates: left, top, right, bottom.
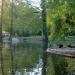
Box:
2, 41, 43, 75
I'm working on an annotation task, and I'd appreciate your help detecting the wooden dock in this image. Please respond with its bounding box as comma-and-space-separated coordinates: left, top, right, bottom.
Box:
46, 48, 75, 58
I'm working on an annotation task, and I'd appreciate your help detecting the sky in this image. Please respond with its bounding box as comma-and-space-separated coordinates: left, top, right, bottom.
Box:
31, 0, 41, 8
22, 0, 41, 9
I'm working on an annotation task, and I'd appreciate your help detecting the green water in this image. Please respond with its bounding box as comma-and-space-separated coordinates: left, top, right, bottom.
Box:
1, 41, 75, 75
0, 42, 43, 75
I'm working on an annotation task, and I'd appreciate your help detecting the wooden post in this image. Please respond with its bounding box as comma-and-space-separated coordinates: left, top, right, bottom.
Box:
41, 0, 48, 75
0, 0, 4, 75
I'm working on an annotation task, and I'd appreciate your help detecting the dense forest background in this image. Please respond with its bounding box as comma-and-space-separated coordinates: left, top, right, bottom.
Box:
1, 0, 75, 41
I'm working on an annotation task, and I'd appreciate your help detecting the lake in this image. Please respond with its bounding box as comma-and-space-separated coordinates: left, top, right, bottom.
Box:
1, 40, 75, 75
0, 41, 43, 75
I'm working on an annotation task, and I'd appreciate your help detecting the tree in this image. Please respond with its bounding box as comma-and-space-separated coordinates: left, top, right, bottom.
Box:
47, 0, 75, 42
2, 0, 42, 36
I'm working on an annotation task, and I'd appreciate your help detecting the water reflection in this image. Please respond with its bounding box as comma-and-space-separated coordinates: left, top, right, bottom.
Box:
15, 68, 42, 75
2, 40, 75, 75
2, 41, 43, 75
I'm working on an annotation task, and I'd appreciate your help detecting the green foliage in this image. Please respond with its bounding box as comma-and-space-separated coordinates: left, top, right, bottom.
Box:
2, 0, 11, 31
49, 16, 63, 42
47, 0, 75, 43
2, 0, 42, 36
